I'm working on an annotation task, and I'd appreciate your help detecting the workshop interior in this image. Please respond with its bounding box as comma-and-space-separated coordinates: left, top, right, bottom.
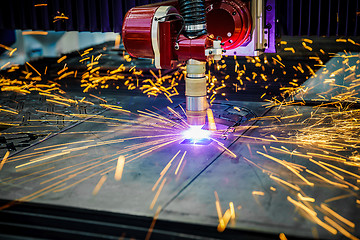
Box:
0, 0, 360, 239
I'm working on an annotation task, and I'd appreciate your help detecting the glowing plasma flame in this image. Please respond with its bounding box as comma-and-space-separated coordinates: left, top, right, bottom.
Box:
182, 125, 210, 140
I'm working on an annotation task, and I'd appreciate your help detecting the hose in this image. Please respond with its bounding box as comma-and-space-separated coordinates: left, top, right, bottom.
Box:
178, 0, 207, 39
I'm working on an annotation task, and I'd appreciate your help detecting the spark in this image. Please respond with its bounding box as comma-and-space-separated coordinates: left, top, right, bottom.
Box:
210, 138, 237, 157
153, 150, 181, 191
270, 175, 300, 191
0, 151, 10, 171
8, 48, 17, 56
22, 31, 48, 35
336, 39, 347, 42
175, 151, 186, 175
0, 44, 13, 51
280, 113, 303, 119
53, 167, 113, 193
114, 155, 125, 181
321, 204, 355, 228
53, 13, 69, 22
145, 206, 161, 240
25, 62, 42, 76
319, 161, 360, 179
92, 175, 107, 195
229, 202, 235, 220
207, 108, 216, 131
325, 194, 354, 203
303, 38, 313, 44
40, 160, 103, 185
297, 193, 315, 202
305, 169, 348, 188
309, 159, 344, 180
0, 108, 18, 115
257, 151, 314, 186
324, 216, 359, 240
287, 196, 317, 217
4, 167, 55, 184
217, 209, 231, 232
279, 233, 288, 240
252, 191, 264, 196
150, 177, 166, 210
214, 191, 225, 230
284, 47, 295, 53
89, 94, 107, 102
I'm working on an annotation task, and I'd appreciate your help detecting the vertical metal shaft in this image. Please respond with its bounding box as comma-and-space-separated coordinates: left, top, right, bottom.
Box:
185, 59, 208, 126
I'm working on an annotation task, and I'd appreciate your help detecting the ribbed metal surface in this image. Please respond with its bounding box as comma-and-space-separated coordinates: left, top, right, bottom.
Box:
278, 0, 360, 36
0, 0, 163, 32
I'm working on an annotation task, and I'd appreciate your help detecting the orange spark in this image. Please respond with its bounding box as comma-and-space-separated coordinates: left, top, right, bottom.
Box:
115, 35, 121, 49
175, 151, 186, 175
229, 202, 235, 220
145, 206, 162, 240
270, 175, 300, 191
207, 108, 217, 131
324, 216, 358, 240
287, 196, 317, 217
22, 31, 48, 35
53, 13, 69, 22
214, 191, 224, 230
279, 233, 288, 240
319, 161, 360, 179
57, 56, 67, 63
92, 175, 107, 195
25, 62, 42, 76
46, 99, 71, 107
321, 204, 355, 228
217, 209, 231, 232
252, 191, 265, 196
0, 151, 10, 171
114, 155, 125, 181
150, 177, 166, 210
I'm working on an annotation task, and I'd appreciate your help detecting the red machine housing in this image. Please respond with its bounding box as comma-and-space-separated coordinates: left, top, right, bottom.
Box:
205, 0, 252, 50
122, 0, 252, 68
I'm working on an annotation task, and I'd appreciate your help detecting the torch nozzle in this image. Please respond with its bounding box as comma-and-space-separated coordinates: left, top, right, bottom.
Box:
186, 96, 207, 126
185, 59, 208, 126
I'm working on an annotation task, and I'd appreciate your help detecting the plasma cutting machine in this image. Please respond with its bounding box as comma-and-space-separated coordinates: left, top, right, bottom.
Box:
122, 0, 276, 126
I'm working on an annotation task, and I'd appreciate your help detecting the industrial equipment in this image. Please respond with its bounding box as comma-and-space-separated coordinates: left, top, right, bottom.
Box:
122, 0, 275, 126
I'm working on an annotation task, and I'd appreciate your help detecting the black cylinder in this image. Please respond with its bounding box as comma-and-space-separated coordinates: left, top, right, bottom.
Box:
178, 0, 207, 39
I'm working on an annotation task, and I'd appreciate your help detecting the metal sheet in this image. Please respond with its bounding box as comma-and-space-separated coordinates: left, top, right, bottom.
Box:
0, 97, 266, 220
163, 104, 360, 239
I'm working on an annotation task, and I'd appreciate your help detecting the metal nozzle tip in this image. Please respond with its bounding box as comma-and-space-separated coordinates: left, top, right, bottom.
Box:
187, 111, 206, 126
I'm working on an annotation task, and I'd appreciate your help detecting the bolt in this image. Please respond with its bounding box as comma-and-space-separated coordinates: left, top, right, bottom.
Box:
174, 43, 179, 50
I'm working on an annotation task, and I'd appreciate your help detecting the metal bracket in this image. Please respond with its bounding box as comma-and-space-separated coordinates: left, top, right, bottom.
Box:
263, 28, 269, 49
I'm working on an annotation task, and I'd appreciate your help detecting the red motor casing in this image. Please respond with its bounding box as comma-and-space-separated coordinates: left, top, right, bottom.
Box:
122, 6, 158, 59
205, 0, 252, 50
122, 0, 252, 68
